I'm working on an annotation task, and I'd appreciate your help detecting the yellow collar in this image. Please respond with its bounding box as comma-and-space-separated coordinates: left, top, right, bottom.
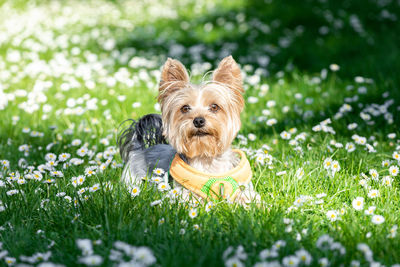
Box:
169, 149, 252, 201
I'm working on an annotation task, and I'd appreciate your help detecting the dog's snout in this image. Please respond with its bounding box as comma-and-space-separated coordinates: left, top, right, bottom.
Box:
193, 117, 206, 128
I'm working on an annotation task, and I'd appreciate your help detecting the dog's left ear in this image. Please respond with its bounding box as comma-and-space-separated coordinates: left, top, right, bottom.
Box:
158, 58, 189, 103
213, 55, 244, 109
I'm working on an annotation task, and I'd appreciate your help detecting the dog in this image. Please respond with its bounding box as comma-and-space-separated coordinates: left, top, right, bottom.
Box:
118, 56, 260, 205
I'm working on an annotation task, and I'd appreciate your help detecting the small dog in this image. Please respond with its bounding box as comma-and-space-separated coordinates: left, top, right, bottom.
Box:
118, 56, 260, 204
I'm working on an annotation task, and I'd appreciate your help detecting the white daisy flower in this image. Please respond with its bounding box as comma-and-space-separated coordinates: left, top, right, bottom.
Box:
295, 168, 305, 180
345, 142, 355, 152
382, 176, 393, 186
189, 208, 198, 219
382, 160, 390, 167
58, 153, 71, 162
367, 189, 379, 199
326, 210, 339, 222
364, 206, 376, 215
77, 147, 88, 157
78, 255, 103, 266
389, 165, 399, 176
371, 215, 385, 225
295, 249, 312, 266
282, 255, 300, 267
352, 197, 364, 211
392, 151, 400, 161
369, 169, 379, 180
157, 182, 170, 192
331, 160, 340, 173
45, 153, 57, 161
323, 158, 332, 170
280, 131, 291, 140
130, 186, 140, 197
266, 118, 277, 126
89, 183, 100, 192
153, 168, 165, 176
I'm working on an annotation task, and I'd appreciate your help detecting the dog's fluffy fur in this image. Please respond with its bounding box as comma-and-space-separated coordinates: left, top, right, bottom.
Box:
118, 56, 260, 204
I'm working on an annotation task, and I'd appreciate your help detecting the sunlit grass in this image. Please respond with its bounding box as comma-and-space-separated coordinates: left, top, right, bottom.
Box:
0, 0, 400, 266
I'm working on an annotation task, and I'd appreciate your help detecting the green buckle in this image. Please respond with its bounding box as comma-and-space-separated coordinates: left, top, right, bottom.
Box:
200, 176, 238, 201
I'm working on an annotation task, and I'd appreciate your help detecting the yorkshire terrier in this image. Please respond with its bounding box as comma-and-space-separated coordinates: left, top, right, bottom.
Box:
118, 56, 260, 205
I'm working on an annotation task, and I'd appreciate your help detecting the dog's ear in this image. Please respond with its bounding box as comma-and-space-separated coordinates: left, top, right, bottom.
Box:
213, 56, 244, 109
158, 58, 189, 102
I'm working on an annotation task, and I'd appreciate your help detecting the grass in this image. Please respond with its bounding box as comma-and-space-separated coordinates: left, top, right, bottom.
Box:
0, 0, 400, 266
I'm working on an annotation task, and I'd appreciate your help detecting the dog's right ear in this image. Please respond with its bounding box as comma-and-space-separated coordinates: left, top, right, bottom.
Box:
158, 58, 189, 102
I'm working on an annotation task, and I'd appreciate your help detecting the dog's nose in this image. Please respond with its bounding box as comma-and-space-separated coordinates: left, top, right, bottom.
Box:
193, 117, 206, 128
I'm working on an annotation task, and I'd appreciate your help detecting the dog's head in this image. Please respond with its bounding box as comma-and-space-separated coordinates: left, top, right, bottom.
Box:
158, 56, 244, 159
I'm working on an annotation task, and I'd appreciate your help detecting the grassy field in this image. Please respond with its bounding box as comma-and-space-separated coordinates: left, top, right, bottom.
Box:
1, 0, 400, 266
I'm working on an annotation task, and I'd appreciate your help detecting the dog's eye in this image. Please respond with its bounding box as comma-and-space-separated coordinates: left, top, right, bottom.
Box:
180, 105, 191, 113
209, 104, 220, 112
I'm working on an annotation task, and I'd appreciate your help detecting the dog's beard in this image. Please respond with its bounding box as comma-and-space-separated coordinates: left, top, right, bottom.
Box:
176, 127, 223, 159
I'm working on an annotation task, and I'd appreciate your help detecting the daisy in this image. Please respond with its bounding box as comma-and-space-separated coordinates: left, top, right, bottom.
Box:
157, 182, 170, 192
248, 133, 256, 141
45, 153, 57, 161
76, 239, 93, 256
323, 158, 332, 170
389, 165, 399, 176
331, 160, 340, 173
130, 186, 140, 197
79, 255, 103, 266
382, 176, 393, 186
392, 151, 400, 161
280, 131, 291, 140
352, 197, 364, 211
326, 210, 339, 222
189, 208, 198, 219
151, 176, 163, 184
369, 169, 379, 180
367, 189, 379, 198
387, 225, 398, 238
32, 171, 43, 181
58, 153, 71, 162
295, 249, 312, 266
225, 257, 244, 267
169, 188, 181, 199
5, 257, 16, 266
347, 123, 358, 130
295, 168, 305, 179
153, 168, 165, 176
382, 160, 390, 167
364, 206, 376, 215
329, 63, 340, 71
371, 215, 385, 225
319, 258, 329, 267
85, 166, 97, 177
43, 178, 55, 184
77, 147, 88, 157
7, 189, 18, 196
46, 160, 58, 168
89, 183, 100, 192
134, 247, 156, 265
345, 142, 355, 152
205, 202, 214, 212
71, 139, 82, 146
266, 118, 277, 126
282, 255, 300, 267
78, 188, 86, 195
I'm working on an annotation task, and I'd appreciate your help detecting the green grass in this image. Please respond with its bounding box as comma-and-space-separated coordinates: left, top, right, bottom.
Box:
0, 0, 400, 266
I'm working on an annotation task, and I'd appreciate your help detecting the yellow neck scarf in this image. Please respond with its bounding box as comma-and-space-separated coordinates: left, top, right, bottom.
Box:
169, 149, 252, 202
